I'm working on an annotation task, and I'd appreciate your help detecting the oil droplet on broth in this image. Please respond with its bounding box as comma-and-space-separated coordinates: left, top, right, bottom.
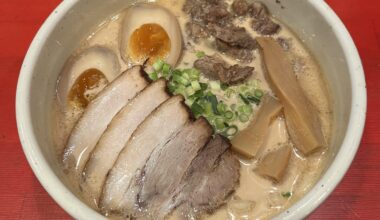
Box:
129, 23, 171, 63
68, 68, 108, 108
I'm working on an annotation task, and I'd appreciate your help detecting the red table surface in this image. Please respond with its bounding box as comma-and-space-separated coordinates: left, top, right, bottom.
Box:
0, 0, 379, 219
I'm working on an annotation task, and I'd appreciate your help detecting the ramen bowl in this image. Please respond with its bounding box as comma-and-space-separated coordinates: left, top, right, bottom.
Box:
16, 0, 366, 219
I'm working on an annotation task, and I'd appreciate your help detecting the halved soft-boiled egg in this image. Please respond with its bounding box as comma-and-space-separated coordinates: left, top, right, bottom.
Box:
120, 4, 182, 66
57, 46, 120, 110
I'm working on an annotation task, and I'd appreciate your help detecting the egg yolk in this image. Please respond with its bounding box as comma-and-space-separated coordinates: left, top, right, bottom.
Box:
68, 68, 108, 108
129, 23, 171, 63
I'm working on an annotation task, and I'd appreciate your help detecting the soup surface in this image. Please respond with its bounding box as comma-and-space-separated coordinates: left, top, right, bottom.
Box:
53, 0, 333, 219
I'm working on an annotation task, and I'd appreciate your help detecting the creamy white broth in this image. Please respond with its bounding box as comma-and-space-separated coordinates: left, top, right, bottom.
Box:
53, 0, 333, 219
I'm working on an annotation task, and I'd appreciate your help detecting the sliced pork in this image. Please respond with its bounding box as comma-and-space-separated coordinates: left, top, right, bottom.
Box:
81, 79, 170, 204
131, 118, 214, 216
177, 150, 240, 217
157, 135, 240, 219
62, 66, 148, 176
100, 96, 190, 212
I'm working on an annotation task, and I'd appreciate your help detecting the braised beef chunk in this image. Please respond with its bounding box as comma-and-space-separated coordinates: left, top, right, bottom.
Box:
174, 136, 240, 218
186, 22, 209, 41
215, 39, 254, 63
249, 1, 270, 19
207, 23, 257, 49
216, 63, 254, 84
194, 55, 223, 80
232, 0, 250, 16
277, 37, 291, 51
184, 0, 232, 26
194, 55, 254, 84
249, 1, 280, 35
252, 18, 280, 35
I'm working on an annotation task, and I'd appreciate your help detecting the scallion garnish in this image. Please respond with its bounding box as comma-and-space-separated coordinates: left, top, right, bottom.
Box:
191, 81, 201, 91
281, 192, 292, 198
224, 111, 234, 120
200, 82, 208, 91
149, 72, 158, 81
210, 81, 221, 90
225, 125, 238, 136
147, 60, 264, 138
239, 114, 249, 122
254, 89, 264, 98
217, 102, 226, 114
191, 102, 204, 117
247, 95, 260, 104
239, 93, 250, 105
221, 83, 229, 91
196, 51, 206, 58
206, 93, 219, 115
152, 59, 164, 71
214, 117, 226, 130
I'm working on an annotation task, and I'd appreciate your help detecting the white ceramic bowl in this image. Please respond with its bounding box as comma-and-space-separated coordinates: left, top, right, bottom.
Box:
16, 0, 366, 219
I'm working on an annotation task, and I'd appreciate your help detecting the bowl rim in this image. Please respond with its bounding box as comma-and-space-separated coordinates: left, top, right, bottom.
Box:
16, 0, 367, 219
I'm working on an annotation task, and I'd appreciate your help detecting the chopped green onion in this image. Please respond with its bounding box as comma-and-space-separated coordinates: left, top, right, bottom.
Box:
162, 63, 171, 76
174, 84, 186, 96
173, 75, 190, 86
185, 98, 195, 106
225, 125, 238, 136
200, 83, 208, 91
217, 102, 227, 114
242, 105, 252, 114
196, 51, 206, 58
172, 69, 182, 77
254, 89, 264, 98
225, 89, 235, 98
239, 93, 250, 105
191, 102, 204, 117
247, 95, 260, 104
182, 72, 190, 80
214, 117, 226, 130
167, 81, 177, 93
186, 86, 195, 96
221, 83, 229, 91
206, 93, 219, 115
191, 81, 201, 91
230, 104, 237, 111
281, 192, 292, 198
149, 72, 158, 81
186, 69, 200, 80
239, 85, 249, 93
203, 102, 213, 116
224, 111, 234, 120
193, 90, 204, 98
210, 81, 221, 90
152, 59, 164, 71
251, 79, 260, 88
239, 114, 249, 122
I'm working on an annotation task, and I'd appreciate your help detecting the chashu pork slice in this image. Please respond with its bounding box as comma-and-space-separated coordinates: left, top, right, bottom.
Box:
100, 95, 190, 212
158, 135, 240, 219
124, 117, 213, 216
81, 79, 170, 205
177, 150, 240, 217
62, 66, 148, 176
